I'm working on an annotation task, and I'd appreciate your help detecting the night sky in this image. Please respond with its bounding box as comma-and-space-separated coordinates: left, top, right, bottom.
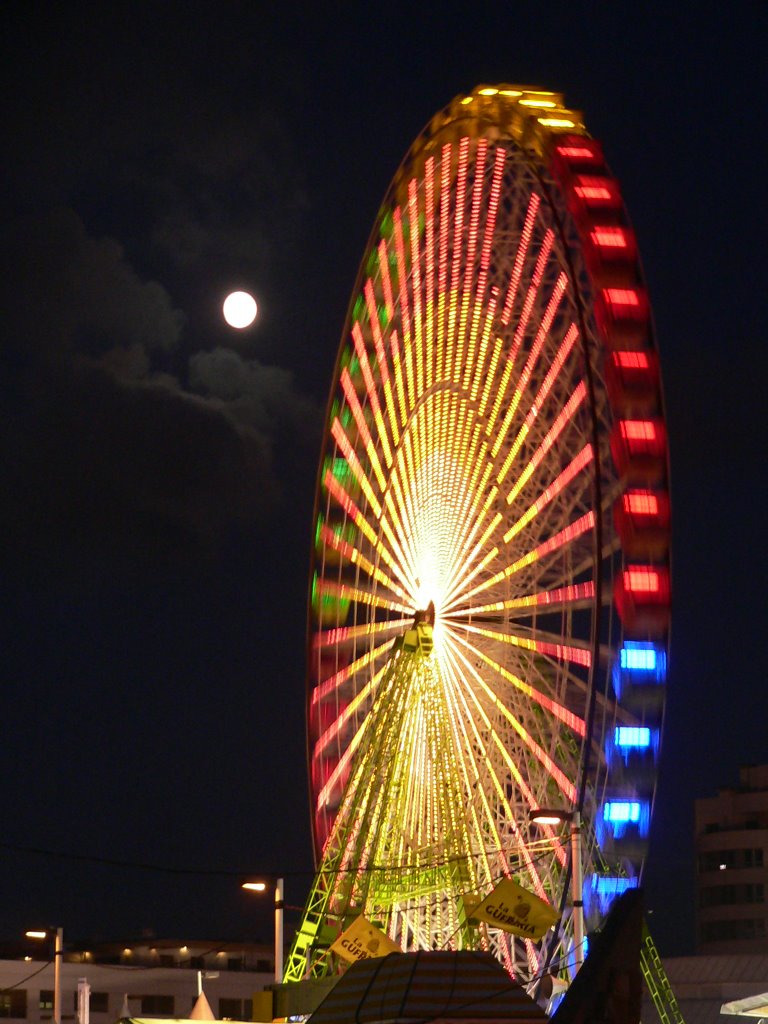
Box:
1, 2, 766, 957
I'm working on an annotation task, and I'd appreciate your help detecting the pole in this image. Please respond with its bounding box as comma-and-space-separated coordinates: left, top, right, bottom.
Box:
54, 927, 63, 1024
570, 812, 585, 972
77, 978, 90, 1024
274, 878, 284, 984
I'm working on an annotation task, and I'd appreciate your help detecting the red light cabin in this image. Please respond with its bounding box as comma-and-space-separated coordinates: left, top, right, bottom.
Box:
583, 226, 639, 287
614, 564, 671, 636
595, 287, 651, 351
606, 350, 661, 416
614, 489, 671, 559
610, 418, 667, 483
566, 174, 623, 229
550, 134, 606, 181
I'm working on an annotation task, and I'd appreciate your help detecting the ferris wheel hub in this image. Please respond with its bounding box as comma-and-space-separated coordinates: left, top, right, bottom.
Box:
413, 600, 436, 627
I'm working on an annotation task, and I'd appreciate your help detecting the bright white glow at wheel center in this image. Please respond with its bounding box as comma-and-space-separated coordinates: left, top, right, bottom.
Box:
222, 290, 258, 328
414, 549, 440, 609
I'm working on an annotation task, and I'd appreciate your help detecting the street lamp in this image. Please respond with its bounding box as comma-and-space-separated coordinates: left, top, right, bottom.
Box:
25, 927, 63, 1024
242, 878, 284, 984
529, 808, 585, 973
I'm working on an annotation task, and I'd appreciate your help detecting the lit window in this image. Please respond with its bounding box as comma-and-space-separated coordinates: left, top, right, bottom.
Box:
625, 567, 660, 593
556, 145, 596, 159
604, 801, 641, 823
619, 642, 662, 671
591, 227, 629, 248
621, 420, 657, 441
604, 288, 640, 306
615, 726, 651, 748
572, 176, 620, 205
623, 491, 658, 516
614, 351, 650, 369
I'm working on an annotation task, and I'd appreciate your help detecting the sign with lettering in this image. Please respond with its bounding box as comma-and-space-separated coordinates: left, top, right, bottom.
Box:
472, 878, 560, 939
330, 915, 402, 963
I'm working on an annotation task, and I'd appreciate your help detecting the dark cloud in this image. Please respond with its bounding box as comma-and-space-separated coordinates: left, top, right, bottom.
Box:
0, 360, 274, 578
1, 207, 183, 360
189, 347, 320, 439
0, 208, 319, 581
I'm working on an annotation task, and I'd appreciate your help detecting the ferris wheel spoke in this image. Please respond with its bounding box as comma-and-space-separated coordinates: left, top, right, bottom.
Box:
489, 227, 555, 448
407, 181, 426, 397
330, 419, 382, 518
446, 639, 579, 807
438, 676, 512, 877
313, 677, 377, 758
314, 577, 411, 616
464, 580, 595, 617
455, 139, 488, 381
442, 644, 557, 897
339, 367, 387, 492
474, 146, 508, 311
363, 279, 392, 393
495, 320, 581, 485
445, 501, 595, 611
393, 208, 416, 409
326, 658, 416, 849
499, 191, 542, 327
318, 525, 409, 602
494, 273, 570, 466
447, 137, 470, 361
377, 239, 395, 323
448, 626, 585, 741
312, 638, 397, 703
459, 618, 591, 670
502, 455, 595, 545
350, 321, 393, 467
502, 382, 588, 505
313, 616, 412, 651
423, 160, 439, 395
444, 627, 586, 739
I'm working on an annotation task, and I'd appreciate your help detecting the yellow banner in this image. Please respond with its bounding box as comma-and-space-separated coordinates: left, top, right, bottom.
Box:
472, 878, 560, 940
330, 915, 401, 963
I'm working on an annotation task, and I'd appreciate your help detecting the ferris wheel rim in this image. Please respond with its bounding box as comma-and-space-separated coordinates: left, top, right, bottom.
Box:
299, 83, 671, 986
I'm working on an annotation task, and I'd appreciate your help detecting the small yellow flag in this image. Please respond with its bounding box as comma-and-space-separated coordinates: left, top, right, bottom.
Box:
330, 915, 401, 963
471, 878, 560, 940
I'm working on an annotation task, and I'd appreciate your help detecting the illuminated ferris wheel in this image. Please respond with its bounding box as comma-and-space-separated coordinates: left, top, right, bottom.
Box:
287, 85, 671, 986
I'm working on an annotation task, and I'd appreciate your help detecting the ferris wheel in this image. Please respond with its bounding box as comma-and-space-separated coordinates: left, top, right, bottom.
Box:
287, 85, 671, 987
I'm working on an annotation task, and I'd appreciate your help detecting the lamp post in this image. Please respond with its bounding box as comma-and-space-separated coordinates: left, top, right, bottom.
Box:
529, 808, 585, 973
25, 927, 63, 1024
242, 878, 285, 984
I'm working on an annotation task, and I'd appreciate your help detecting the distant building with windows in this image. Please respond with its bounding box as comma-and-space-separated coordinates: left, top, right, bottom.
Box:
695, 764, 768, 953
0, 938, 274, 1023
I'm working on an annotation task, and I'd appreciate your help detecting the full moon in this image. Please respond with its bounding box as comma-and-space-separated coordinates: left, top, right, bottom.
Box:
222, 290, 258, 328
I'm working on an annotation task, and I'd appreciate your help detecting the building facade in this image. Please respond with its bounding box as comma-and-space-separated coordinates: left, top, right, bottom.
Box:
0, 939, 274, 1023
695, 764, 768, 954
